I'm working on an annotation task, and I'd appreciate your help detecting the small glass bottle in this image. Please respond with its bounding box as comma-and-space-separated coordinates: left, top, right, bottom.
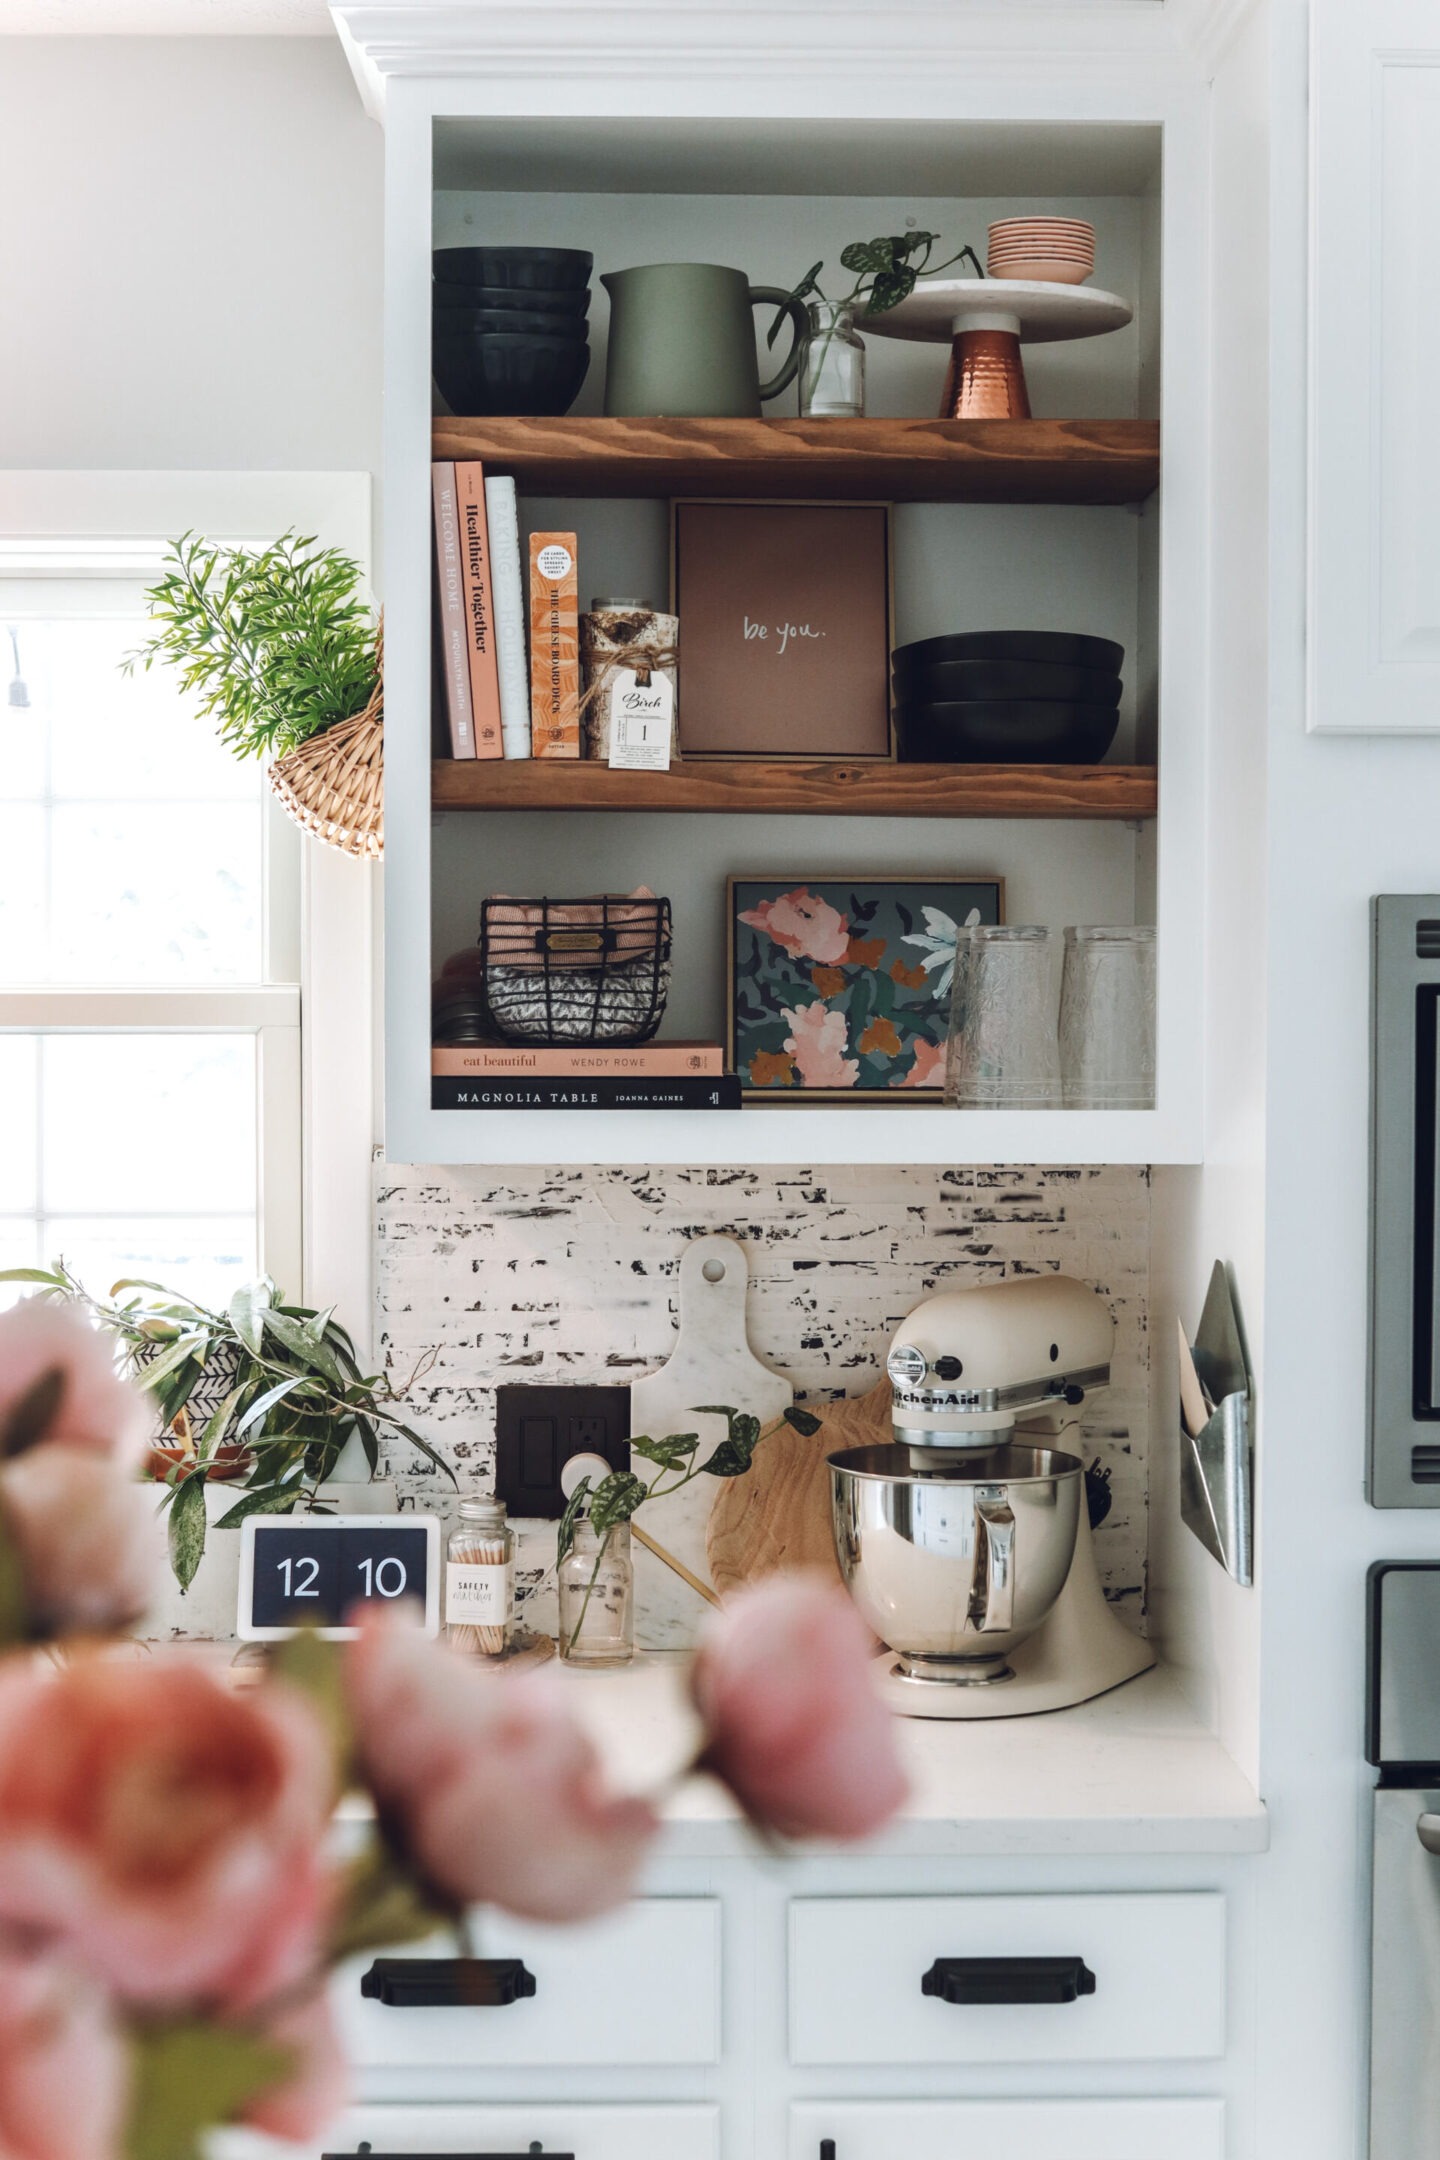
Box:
446, 1496, 513, 1658
557, 1519, 634, 1667
799, 300, 866, 419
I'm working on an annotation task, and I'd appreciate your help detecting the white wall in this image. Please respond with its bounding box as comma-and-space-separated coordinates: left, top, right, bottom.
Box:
1147, 0, 1269, 1790
0, 36, 381, 474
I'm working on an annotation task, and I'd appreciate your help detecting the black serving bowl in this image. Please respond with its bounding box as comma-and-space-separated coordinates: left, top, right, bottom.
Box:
892, 629, 1125, 686
433, 246, 593, 291
893, 697, 1120, 765
433, 280, 590, 317
893, 657, 1123, 707
434, 305, 591, 340
432, 330, 592, 418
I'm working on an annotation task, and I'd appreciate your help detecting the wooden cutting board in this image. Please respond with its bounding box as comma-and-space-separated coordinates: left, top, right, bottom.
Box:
707, 1376, 892, 1594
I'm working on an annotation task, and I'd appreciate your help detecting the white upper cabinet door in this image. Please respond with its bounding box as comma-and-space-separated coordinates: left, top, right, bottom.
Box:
1311, 1, 1440, 730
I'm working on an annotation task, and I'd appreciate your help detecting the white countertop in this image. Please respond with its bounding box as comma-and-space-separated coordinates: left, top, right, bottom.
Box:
554, 1656, 1269, 1859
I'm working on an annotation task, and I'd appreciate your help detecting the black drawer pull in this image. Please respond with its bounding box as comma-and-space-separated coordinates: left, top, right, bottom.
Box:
820, 2143, 837, 2160
359, 1956, 538, 2008
329, 2146, 562, 2157
921, 1954, 1097, 2005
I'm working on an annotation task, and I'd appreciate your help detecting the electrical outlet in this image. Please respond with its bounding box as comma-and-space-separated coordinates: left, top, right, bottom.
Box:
494, 1384, 631, 1519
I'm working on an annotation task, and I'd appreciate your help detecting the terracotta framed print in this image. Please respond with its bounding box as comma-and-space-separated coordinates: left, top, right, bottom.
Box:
672, 500, 892, 758
728, 874, 1004, 1100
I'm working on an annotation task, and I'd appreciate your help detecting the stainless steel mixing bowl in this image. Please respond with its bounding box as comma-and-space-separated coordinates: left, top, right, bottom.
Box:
829, 1442, 1083, 1685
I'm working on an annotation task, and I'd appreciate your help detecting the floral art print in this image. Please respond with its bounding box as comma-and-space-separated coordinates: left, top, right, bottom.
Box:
728, 876, 1002, 1096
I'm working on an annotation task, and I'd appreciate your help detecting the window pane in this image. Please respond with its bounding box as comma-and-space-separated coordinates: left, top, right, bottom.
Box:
0, 809, 45, 984
0, 1219, 40, 1308
42, 1035, 256, 1214
48, 803, 262, 984
41, 1217, 256, 1311
0, 1038, 37, 1212
0, 613, 265, 986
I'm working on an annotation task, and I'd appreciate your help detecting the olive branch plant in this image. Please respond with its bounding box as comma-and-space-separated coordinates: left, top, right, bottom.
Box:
557, 1403, 822, 1656
122, 530, 378, 762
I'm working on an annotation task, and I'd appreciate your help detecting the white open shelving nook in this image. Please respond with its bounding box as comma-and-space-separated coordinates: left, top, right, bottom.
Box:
366, 27, 1209, 1167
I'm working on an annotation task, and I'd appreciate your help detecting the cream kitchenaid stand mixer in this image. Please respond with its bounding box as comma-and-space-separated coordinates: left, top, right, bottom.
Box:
829, 1275, 1154, 1719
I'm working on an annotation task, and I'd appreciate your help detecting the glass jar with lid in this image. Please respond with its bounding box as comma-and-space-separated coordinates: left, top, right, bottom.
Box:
446, 1495, 513, 1658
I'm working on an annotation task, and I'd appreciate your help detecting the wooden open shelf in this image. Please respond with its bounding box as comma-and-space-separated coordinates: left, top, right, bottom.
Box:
431, 759, 1157, 820
430, 416, 1160, 505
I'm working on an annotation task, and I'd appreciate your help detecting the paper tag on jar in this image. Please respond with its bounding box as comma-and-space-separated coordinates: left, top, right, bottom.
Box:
607, 668, 674, 771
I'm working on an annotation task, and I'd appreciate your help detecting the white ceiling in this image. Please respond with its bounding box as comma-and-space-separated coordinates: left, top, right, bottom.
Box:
0, 0, 332, 28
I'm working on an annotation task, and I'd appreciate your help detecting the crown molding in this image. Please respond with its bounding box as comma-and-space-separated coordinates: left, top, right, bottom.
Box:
330, 2, 1198, 121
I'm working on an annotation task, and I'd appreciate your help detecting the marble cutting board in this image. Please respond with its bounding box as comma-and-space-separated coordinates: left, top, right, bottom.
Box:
629, 1234, 791, 1649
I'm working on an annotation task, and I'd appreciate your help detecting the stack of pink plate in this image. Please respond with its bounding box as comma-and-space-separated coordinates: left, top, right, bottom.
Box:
986, 217, 1096, 286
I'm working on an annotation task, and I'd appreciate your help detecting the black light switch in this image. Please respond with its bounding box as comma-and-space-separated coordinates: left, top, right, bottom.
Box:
494, 1384, 631, 1517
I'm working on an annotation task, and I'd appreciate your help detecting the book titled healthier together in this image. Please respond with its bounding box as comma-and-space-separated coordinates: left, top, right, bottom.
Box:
431, 459, 530, 760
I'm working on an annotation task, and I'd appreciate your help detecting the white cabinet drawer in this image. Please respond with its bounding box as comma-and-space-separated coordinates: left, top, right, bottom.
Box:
334, 1899, 720, 2067
219, 2101, 719, 2160
790, 2099, 1224, 2160
789, 1893, 1224, 2064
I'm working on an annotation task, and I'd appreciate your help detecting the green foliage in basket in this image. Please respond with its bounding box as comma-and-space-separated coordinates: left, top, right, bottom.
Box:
124, 529, 378, 760
770, 229, 986, 342
0, 1262, 453, 1589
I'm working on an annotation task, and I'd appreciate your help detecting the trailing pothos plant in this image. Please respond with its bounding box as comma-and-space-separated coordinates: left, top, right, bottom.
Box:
771, 227, 985, 343
0, 1264, 452, 1588
557, 1403, 822, 1655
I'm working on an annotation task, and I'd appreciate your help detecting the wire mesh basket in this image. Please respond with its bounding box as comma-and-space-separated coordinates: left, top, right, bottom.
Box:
476, 894, 673, 1045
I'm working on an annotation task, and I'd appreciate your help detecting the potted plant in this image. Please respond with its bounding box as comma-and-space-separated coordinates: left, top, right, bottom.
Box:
775, 229, 985, 418
0, 1264, 453, 1590
124, 529, 384, 857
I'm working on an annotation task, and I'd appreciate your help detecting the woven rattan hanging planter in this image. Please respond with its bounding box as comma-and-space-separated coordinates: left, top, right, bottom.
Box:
267, 625, 384, 859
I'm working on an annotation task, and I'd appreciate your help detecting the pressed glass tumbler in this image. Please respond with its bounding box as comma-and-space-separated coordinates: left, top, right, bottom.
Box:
945, 924, 1059, 1109
1059, 925, 1156, 1109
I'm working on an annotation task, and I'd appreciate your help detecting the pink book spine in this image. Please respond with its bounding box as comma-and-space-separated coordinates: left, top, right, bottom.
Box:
431, 461, 476, 759
455, 460, 503, 760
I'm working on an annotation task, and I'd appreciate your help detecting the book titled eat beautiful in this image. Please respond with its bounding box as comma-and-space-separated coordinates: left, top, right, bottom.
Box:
432, 1041, 724, 1078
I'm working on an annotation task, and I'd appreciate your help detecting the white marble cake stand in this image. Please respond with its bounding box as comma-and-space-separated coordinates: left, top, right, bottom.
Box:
861, 277, 1133, 418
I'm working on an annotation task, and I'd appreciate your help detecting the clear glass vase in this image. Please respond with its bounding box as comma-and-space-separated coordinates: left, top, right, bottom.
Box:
558, 1520, 634, 1667
799, 301, 866, 419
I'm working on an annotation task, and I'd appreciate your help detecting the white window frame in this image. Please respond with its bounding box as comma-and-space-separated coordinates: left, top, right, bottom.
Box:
0, 472, 376, 1346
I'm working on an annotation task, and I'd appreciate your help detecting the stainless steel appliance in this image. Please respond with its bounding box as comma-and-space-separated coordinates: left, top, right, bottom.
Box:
1368, 897, 1440, 1504
1366, 1561, 1440, 2156
829, 1276, 1154, 1720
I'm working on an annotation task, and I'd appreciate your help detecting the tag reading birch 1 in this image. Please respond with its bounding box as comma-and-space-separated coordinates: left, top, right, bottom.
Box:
238, 1513, 441, 1640
607, 666, 675, 770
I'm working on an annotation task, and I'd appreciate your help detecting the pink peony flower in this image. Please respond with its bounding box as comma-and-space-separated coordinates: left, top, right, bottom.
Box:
900, 1036, 946, 1089
0, 1952, 128, 2160
0, 1300, 148, 1464
692, 1576, 908, 1841
740, 889, 850, 965
346, 1611, 658, 1923
0, 1657, 336, 2014
782, 1001, 859, 1089
239, 1990, 348, 2145
0, 1445, 163, 1636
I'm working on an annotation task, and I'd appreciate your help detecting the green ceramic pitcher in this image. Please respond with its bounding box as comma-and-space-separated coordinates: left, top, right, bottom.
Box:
600, 262, 809, 418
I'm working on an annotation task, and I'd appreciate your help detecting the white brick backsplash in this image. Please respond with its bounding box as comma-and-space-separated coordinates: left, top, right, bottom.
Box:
375, 1162, 1151, 1645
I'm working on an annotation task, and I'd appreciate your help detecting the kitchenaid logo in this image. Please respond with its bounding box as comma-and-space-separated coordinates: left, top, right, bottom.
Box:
893, 1385, 985, 1412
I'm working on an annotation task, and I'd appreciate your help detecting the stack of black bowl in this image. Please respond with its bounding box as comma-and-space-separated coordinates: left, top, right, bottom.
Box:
432, 246, 592, 417
891, 631, 1124, 764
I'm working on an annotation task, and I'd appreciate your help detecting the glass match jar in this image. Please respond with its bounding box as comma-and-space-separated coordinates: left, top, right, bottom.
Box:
446, 1495, 513, 1658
